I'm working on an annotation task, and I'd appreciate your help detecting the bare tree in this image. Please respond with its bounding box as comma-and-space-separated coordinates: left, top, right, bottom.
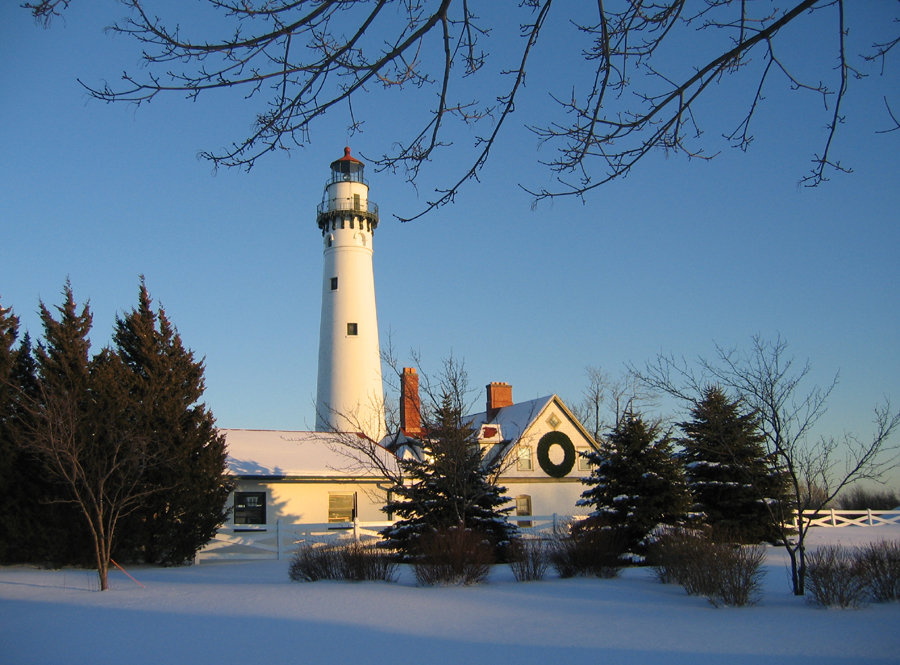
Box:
636, 334, 900, 595
24, 1, 899, 220
573, 366, 658, 442
322, 349, 525, 501
20, 352, 165, 591
574, 366, 608, 443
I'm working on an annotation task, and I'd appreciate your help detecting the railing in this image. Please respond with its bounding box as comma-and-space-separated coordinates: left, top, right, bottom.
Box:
316, 197, 379, 219
196, 514, 584, 562
798, 509, 900, 528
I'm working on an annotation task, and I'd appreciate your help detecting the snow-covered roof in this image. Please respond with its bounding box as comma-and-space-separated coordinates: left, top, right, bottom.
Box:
222, 429, 389, 478
465, 395, 555, 443
223, 394, 592, 479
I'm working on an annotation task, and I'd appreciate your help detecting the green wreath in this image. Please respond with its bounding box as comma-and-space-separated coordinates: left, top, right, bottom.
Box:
536, 431, 576, 478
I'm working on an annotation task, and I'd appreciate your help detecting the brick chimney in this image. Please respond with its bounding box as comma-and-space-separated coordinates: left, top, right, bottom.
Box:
400, 367, 422, 436
486, 381, 513, 419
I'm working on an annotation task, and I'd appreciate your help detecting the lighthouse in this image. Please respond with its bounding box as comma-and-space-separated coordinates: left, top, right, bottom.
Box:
315, 147, 386, 440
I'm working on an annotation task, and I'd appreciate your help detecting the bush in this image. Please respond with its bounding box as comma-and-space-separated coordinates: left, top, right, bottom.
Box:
412, 526, 494, 586
648, 527, 713, 592
835, 486, 900, 510
548, 528, 626, 579
289, 542, 341, 581
707, 543, 766, 607
508, 538, 549, 582
806, 545, 868, 608
288, 541, 398, 583
856, 539, 900, 602
648, 527, 765, 607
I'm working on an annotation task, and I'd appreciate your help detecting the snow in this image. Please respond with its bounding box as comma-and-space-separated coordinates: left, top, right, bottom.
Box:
2, 527, 899, 665
465, 395, 554, 443
223, 428, 388, 477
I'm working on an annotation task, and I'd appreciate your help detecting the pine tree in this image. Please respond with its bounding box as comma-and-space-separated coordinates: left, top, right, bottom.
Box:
0, 302, 22, 561
382, 392, 515, 559
113, 279, 232, 565
0, 331, 57, 563
30, 285, 98, 565
678, 386, 790, 543
577, 412, 692, 557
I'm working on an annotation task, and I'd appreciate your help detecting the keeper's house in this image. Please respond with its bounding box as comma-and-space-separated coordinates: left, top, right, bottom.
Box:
221, 374, 598, 530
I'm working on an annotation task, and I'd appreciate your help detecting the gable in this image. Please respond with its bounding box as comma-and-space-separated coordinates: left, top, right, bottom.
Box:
465, 395, 597, 479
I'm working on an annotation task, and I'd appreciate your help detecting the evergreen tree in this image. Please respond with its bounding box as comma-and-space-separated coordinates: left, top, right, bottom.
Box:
577, 412, 692, 557
0, 330, 56, 563
30, 285, 98, 565
678, 386, 790, 543
0, 302, 22, 561
113, 280, 232, 565
381, 392, 515, 559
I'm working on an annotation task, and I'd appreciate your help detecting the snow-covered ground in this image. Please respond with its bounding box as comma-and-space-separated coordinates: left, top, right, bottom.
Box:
2, 527, 898, 665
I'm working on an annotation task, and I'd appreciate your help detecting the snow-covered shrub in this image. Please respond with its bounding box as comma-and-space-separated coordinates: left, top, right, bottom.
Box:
856, 540, 900, 602
548, 528, 625, 579
648, 527, 765, 607
338, 542, 399, 582
806, 545, 868, 608
705, 543, 765, 607
289, 542, 343, 581
647, 526, 711, 590
288, 542, 398, 583
508, 538, 549, 582
412, 526, 493, 586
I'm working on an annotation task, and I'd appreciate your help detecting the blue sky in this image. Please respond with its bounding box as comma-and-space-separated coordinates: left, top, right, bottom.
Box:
2, 3, 898, 486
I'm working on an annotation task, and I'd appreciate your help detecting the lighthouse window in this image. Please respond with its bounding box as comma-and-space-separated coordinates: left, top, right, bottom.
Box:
330, 277, 338, 290
347, 322, 358, 336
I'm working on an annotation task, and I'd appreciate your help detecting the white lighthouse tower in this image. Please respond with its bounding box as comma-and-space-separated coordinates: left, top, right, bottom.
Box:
315, 147, 386, 440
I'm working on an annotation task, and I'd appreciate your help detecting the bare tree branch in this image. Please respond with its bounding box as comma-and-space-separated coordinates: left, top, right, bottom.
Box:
26, 0, 898, 218
634, 334, 900, 595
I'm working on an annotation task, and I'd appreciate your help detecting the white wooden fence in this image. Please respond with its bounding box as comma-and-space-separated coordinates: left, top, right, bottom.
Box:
797, 509, 900, 528
197, 510, 900, 562
196, 514, 577, 562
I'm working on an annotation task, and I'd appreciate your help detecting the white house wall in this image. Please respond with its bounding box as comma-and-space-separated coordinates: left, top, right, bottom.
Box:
491, 398, 595, 517
228, 479, 390, 527
501, 479, 587, 518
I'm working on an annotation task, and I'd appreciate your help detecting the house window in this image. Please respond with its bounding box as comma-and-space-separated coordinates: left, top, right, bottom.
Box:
517, 445, 533, 471
578, 448, 592, 471
329, 492, 357, 523
516, 495, 532, 528
330, 277, 338, 290
347, 322, 358, 336
234, 492, 266, 525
